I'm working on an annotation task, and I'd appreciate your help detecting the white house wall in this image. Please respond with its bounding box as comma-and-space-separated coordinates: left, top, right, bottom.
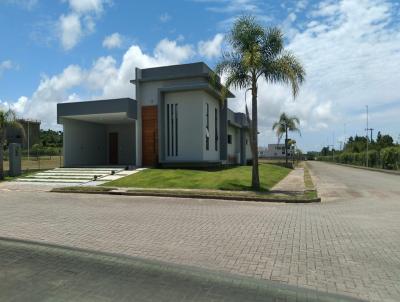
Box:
63, 119, 106, 166
164, 91, 203, 161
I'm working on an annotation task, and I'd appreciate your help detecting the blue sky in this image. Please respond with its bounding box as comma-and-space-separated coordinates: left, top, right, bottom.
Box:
1, 0, 400, 151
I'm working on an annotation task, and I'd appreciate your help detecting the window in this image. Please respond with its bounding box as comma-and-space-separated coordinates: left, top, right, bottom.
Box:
167, 104, 170, 156
215, 108, 218, 151
228, 134, 232, 144
166, 103, 178, 157
205, 103, 209, 151
246, 139, 248, 145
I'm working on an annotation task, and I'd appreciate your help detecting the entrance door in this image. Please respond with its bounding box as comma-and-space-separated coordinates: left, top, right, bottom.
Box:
142, 106, 158, 166
109, 132, 118, 165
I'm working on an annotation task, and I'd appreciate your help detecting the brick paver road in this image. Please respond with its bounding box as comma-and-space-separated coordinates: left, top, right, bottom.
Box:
0, 161, 399, 301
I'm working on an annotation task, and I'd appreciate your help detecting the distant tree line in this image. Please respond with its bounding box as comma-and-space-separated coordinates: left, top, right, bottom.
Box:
28, 129, 63, 157
318, 132, 400, 170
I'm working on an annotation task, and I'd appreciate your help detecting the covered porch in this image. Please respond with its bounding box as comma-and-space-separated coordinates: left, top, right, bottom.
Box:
57, 98, 138, 167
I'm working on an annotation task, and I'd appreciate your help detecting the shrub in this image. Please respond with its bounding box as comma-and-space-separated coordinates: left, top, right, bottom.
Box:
381, 147, 400, 170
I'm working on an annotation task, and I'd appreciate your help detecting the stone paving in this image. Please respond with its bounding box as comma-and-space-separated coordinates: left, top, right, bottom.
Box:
0, 238, 361, 302
271, 167, 305, 192
0, 162, 399, 301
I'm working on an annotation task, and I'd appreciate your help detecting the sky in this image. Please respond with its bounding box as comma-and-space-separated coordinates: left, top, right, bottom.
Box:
0, 0, 400, 152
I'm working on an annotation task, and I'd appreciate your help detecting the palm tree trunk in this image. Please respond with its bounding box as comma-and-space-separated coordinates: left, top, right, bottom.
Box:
0, 142, 4, 180
285, 126, 288, 166
251, 79, 260, 190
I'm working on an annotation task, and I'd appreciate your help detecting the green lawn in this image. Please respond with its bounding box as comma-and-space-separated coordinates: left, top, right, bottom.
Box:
105, 163, 291, 191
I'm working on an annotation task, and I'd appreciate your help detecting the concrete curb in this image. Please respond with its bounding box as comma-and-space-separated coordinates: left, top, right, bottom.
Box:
50, 188, 321, 203
321, 162, 400, 176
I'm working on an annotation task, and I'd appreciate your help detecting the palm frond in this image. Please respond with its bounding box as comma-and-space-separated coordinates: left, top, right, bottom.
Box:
261, 27, 284, 60
263, 51, 305, 98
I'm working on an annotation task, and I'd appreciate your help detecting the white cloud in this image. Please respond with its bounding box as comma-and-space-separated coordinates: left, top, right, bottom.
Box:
198, 33, 224, 59
59, 14, 82, 50
57, 0, 110, 50
159, 12, 171, 23
102, 33, 123, 49
3, 0, 38, 9
153, 39, 195, 64
4, 38, 195, 128
0, 60, 18, 77
226, 0, 400, 150
66, 0, 105, 15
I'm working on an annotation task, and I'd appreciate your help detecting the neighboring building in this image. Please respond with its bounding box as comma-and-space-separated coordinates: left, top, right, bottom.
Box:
57, 62, 252, 167
6, 119, 41, 149
258, 144, 292, 158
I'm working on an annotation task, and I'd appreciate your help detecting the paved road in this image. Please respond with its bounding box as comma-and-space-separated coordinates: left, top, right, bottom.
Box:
0, 237, 359, 302
307, 161, 400, 202
0, 162, 399, 301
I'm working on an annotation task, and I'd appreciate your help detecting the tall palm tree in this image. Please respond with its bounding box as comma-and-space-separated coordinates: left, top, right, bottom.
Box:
272, 113, 301, 166
0, 109, 24, 180
216, 16, 305, 190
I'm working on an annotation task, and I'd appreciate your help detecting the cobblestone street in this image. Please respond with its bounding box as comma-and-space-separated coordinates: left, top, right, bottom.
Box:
0, 162, 399, 301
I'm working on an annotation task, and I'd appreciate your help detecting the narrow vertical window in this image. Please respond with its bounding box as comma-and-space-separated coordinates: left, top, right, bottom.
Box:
171, 104, 174, 156
175, 104, 178, 156
167, 104, 170, 156
215, 108, 218, 151
206, 103, 209, 151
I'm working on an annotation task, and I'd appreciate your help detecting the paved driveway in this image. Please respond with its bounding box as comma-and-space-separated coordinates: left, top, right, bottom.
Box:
0, 162, 399, 301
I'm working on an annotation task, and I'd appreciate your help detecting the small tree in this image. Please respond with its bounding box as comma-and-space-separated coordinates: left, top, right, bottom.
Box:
0, 109, 25, 180
216, 16, 305, 190
272, 113, 301, 166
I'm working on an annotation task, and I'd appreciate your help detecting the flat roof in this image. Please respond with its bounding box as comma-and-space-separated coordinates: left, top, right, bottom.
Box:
57, 98, 137, 124
134, 62, 235, 98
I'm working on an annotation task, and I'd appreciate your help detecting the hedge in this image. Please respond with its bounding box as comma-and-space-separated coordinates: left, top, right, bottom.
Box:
317, 147, 400, 170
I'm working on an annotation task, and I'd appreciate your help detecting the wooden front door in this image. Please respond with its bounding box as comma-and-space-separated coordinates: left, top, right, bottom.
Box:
109, 132, 118, 165
142, 106, 158, 166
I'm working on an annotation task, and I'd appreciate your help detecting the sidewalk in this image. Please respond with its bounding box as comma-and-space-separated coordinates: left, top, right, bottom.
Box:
271, 167, 305, 193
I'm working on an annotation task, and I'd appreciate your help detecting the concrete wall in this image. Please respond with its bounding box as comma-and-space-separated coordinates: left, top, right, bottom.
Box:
106, 123, 135, 165
164, 91, 203, 162
63, 119, 106, 166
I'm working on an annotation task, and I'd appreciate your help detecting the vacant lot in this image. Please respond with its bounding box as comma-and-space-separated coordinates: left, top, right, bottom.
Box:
106, 163, 290, 191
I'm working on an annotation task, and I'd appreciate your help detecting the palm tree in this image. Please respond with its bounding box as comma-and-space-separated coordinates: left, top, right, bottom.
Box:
272, 113, 301, 166
216, 16, 305, 190
0, 109, 24, 180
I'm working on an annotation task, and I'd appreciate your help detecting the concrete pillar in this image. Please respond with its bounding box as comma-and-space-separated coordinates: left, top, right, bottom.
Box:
8, 143, 21, 177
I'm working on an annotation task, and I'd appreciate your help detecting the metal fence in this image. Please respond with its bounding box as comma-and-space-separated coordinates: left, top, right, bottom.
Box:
3, 147, 63, 175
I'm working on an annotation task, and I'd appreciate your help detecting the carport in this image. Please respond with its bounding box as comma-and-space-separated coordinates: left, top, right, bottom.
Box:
57, 98, 138, 167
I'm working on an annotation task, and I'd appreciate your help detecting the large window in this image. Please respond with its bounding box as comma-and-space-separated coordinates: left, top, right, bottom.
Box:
205, 103, 209, 151
167, 103, 178, 156
215, 107, 218, 151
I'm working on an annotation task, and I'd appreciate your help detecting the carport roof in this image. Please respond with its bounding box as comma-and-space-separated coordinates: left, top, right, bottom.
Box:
57, 98, 137, 124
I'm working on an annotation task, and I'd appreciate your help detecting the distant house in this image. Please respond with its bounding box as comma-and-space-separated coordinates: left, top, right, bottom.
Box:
57, 62, 252, 167
258, 144, 292, 158
6, 119, 41, 149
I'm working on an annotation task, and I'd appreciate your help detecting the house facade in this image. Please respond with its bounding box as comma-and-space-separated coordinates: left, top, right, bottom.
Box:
57, 62, 252, 167
258, 144, 292, 158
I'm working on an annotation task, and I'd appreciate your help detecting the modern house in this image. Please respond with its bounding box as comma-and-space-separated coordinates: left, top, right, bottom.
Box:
57, 62, 252, 167
258, 144, 292, 158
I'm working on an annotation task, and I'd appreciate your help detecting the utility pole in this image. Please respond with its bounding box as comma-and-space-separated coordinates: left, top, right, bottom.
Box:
366, 128, 374, 142
365, 105, 369, 167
